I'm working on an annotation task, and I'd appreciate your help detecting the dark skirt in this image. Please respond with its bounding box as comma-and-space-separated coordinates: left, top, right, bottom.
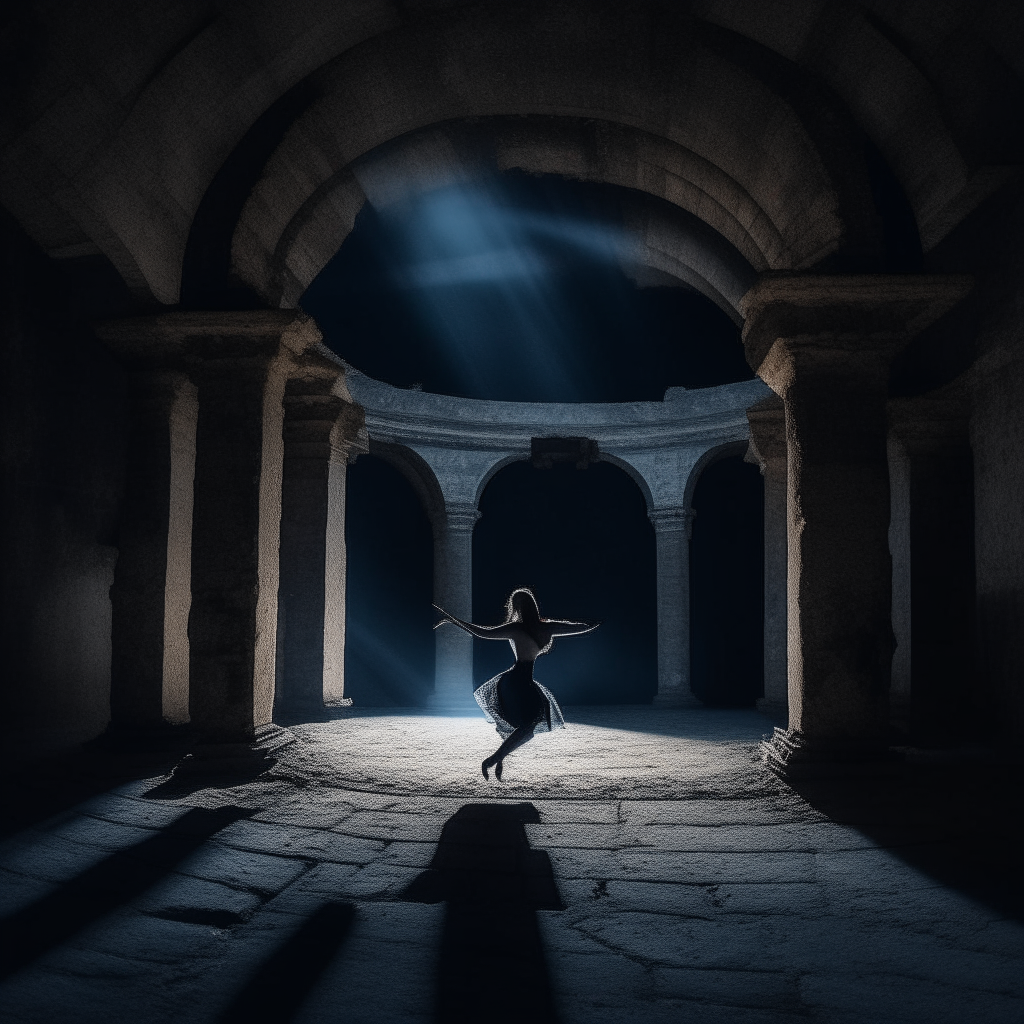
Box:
474, 661, 566, 739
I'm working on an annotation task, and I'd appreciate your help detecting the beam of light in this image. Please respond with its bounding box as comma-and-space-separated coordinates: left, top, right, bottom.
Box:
346, 618, 437, 708
367, 181, 632, 402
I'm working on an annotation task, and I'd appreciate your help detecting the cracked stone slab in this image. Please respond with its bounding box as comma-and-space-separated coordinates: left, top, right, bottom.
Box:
214, 820, 385, 865
174, 846, 310, 897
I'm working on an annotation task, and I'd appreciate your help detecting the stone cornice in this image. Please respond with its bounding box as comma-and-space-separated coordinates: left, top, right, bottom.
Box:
739, 274, 973, 376
346, 369, 770, 454
95, 310, 323, 366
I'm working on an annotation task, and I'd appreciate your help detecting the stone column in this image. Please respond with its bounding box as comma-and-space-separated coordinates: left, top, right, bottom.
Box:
276, 373, 366, 717
431, 502, 480, 708
740, 275, 971, 774
747, 394, 788, 716
181, 311, 325, 759
101, 364, 196, 738
650, 506, 701, 707
890, 389, 974, 744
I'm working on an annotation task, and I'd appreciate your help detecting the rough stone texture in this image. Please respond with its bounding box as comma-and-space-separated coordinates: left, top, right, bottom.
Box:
741, 275, 973, 761
746, 394, 787, 714
102, 368, 196, 731
184, 313, 326, 745
97, 312, 329, 746
431, 504, 480, 708
277, 366, 365, 714
649, 508, 700, 707
4, 3, 1013, 306
1, 708, 1020, 1024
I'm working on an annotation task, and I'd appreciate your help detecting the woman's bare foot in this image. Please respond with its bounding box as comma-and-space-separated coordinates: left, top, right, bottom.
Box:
481, 759, 490, 780
495, 759, 504, 781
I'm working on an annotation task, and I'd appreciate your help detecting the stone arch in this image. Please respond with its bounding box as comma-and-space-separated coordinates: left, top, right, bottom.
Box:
595, 452, 656, 513
2, 1, 1003, 305
366, 439, 446, 536
472, 452, 532, 510
682, 440, 752, 511
473, 452, 657, 704
232, 116, 770, 312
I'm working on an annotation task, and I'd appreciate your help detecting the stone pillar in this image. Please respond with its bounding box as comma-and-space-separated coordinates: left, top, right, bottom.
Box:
276, 373, 366, 717
180, 311, 325, 758
431, 502, 480, 708
747, 394, 788, 716
740, 275, 971, 774
104, 367, 196, 736
649, 506, 701, 706
890, 389, 974, 744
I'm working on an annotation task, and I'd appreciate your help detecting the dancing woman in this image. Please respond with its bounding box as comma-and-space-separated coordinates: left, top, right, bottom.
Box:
433, 587, 599, 780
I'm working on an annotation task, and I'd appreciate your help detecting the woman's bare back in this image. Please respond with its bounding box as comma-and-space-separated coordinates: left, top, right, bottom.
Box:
432, 591, 599, 780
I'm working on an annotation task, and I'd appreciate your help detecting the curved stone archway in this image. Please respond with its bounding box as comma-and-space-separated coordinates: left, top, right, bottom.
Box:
346, 367, 771, 705
3, 1, 1009, 307
473, 455, 658, 706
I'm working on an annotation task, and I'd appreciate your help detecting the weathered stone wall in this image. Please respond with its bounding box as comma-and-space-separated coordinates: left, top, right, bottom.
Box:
927, 181, 1024, 743
0, 215, 128, 757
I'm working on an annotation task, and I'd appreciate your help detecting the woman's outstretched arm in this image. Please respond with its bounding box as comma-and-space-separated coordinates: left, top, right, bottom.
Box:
545, 619, 602, 637
433, 605, 515, 640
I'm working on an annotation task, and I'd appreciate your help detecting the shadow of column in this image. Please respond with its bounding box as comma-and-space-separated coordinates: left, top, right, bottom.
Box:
217, 902, 356, 1023
0, 805, 251, 980
403, 802, 564, 1024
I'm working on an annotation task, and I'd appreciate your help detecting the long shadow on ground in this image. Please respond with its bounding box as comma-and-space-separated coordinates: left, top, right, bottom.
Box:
793, 757, 1024, 920
404, 803, 564, 1024
218, 902, 357, 1024
0, 805, 251, 979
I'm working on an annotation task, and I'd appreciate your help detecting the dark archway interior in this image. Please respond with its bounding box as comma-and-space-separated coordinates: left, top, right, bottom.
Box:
690, 456, 765, 707
311, 170, 762, 709
301, 171, 752, 403
344, 455, 434, 706
473, 459, 656, 705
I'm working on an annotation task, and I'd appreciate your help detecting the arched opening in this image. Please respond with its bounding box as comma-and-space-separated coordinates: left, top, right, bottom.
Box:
301, 170, 752, 404
344, 454, 434, 706
690, 456, 764, 706
473, 458, 656, 704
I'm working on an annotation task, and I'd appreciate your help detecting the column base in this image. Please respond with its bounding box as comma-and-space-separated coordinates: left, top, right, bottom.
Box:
761, 727, 903, 781
653, 691, 704, 708
174, 724, 296, 777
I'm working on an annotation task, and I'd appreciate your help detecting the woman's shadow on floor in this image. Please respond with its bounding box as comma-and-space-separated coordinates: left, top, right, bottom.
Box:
403, 802, 564, 1024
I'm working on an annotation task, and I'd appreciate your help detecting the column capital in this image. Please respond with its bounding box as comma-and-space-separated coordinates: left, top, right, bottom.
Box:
445, 502, 482, 532
96, 310, 323, 370
740, 274, 973, 393
648, 506, 694, 535
283, 386, 366, 458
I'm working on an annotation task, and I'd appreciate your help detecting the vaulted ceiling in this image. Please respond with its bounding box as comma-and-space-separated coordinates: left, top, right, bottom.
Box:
2, 0, 1021, 309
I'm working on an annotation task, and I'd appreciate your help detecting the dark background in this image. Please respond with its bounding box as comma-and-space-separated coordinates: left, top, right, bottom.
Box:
325, 171, 764, 706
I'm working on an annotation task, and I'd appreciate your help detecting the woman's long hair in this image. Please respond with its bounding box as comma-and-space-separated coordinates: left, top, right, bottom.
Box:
504, 587, 552, 652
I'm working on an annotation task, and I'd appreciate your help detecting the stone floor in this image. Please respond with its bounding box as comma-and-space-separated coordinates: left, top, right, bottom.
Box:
1, 706, 1022, 1023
